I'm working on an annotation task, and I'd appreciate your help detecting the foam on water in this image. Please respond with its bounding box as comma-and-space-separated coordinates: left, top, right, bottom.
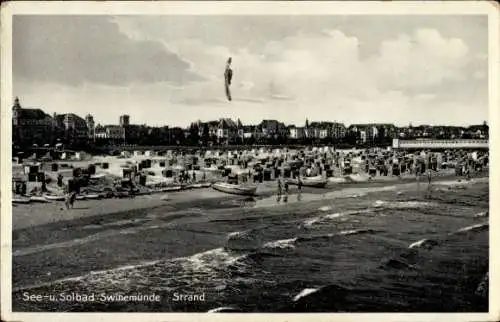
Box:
373, 200, 437, 209
297, 228, 377, 243
474, 211, 489, 218
207, 306, 243, 313
302, 217, 322, 227
338, 228, 375, 236
302, 209, 375, 228
293, 288, 319, 301
225, 228, 265, 251
263, 238, 298, 250
175, 247, 245, 273
227, 230, 256, 240
15, 247, 248, 293
452, 222, 489, 234
408, 238, 439, 250
262, 228, 377, 250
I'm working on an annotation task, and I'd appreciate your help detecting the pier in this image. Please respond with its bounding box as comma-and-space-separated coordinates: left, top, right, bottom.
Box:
392, 139, 489, 150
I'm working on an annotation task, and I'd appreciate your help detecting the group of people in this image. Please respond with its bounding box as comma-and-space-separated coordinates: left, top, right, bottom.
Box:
277, 174, 304, 195
175, 170, 207, 184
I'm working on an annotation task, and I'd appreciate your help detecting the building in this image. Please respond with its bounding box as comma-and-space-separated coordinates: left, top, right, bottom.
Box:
12, 97, 56, 145
258, 119, 287, 139
85, 114, 95, 139
94, 125, 126, 140
331, 122, 347, 139
309, 122, 337, 139
360, 130, 367, 143
288, 125, 305, 140
242, 125, 255, 139
349, 123, 396, 141
119, 114, 130, 126
236, 119, 244, 138
466, 123, 488, 139
206, 121, 220, 138
216, 118, 238, 141
54, 113, 89, 139
198, 118, 238, 142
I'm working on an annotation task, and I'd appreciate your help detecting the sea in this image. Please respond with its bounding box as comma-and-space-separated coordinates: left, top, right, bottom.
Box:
12, 178, 489, 312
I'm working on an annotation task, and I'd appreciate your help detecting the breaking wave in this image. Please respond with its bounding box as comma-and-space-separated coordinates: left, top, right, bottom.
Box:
373, 200, 437, 209
451, 222, 489, 235
302, 209, 376, 228
263, 229, 378, 250
408, 238, 439, 250
263, 238, 297, 250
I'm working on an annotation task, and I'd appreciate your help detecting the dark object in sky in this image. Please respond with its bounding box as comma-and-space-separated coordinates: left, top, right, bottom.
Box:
224, 57, 233, 101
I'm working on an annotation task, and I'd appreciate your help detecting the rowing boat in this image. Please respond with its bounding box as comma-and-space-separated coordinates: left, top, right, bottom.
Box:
13, 198, 30, 204
288, 175, 328, 188
30, 196, 50, 203
212, 182, 257, 196
43, 194, 65, 201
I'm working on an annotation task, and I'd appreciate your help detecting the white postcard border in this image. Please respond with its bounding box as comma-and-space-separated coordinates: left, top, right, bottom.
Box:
1, 1, 499, 322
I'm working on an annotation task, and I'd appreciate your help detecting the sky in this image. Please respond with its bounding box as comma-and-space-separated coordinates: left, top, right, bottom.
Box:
13, 15, 489, 127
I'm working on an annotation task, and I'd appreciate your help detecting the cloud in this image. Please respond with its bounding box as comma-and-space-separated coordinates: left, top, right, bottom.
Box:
368, 28, 471, 91
136, 26, 479, 109
13, 15, 202, 86
13, 16, 488, 127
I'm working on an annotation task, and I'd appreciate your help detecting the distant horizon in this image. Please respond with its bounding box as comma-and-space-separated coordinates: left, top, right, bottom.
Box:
13, 15, 489, 127
11, 97, 488, 129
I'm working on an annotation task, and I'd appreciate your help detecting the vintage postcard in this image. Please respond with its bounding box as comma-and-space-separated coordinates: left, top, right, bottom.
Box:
1, 1, 499, 322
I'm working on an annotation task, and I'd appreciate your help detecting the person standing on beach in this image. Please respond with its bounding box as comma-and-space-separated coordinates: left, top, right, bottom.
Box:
65, 191, 76, 209
427, 168, 432, 190
415, 167, 421, 192
277, 175, 283, 195
284, 179, 289, 195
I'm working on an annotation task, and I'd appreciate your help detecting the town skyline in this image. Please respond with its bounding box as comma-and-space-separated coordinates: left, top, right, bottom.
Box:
11, 93, 489, 153
13, 15, 489, 127
11, 96, 488, 129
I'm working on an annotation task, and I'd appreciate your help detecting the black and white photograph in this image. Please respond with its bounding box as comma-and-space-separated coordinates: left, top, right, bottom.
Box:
1, 1, 498, 321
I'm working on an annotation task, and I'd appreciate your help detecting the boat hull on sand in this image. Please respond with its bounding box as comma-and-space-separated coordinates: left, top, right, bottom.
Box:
160, 186, 182, 192
212, 182, 257, 196
288, 176, 328, 188
13, 198, 31, 204
30, 196, 50, 203
43, 194, 65, 201
186, 182, 212, 189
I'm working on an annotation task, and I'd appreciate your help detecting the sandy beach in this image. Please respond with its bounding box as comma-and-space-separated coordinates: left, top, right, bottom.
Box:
13, 167, 468, 230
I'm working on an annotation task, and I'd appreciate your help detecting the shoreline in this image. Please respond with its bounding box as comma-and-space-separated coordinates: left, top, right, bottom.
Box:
13, 171, 488, 231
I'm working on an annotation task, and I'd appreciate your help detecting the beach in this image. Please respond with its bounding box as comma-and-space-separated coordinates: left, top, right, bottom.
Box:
11, 173, 489, 312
